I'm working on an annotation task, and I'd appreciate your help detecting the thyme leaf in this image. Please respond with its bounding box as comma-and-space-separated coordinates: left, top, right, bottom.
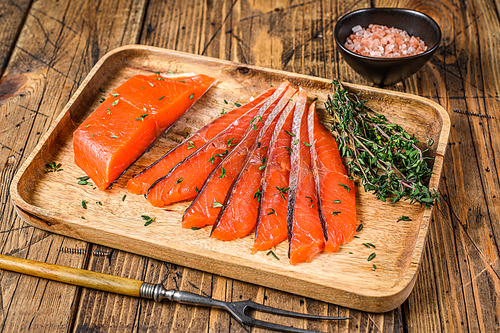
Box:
266, 250, 279, 260
325, 80, 439, 207
141, 215, 155, 226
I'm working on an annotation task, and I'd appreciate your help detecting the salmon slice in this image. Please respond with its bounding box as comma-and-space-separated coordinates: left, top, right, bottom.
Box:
308, 104, 356, 252
252, 100, 296, 252
287, 90, 326, 265
73, 73, 217, 190
126, 87, 276, 195
206, 89, 297, 238
146, 81, 290, 207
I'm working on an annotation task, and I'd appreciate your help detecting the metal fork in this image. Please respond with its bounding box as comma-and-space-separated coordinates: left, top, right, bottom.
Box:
140, 283, 351, 332
0, 254, 350, 333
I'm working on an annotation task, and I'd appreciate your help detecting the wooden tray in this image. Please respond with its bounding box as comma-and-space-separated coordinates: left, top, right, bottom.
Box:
10, 45, 450, 313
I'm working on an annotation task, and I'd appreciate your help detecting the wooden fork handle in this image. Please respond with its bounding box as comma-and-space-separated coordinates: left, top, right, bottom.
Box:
0, 254, 143, 297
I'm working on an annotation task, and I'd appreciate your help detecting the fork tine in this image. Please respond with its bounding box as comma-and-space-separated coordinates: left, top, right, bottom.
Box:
242, 317, 335, 333
243, 300, 352, 320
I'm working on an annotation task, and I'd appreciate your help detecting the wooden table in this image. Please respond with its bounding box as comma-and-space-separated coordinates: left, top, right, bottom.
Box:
0, 0, 498, 332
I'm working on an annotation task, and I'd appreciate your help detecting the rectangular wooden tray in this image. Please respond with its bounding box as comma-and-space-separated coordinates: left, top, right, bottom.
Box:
10, 45, 450, 312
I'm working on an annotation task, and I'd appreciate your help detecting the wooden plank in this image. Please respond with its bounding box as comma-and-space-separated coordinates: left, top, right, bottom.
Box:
0, 0, 31, 76
0, 0, 147, 332
369, 0, 500, 332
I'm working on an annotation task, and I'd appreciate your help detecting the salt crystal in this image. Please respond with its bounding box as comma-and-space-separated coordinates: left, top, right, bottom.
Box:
352, 25, 363, 32
344, 24, 427, 58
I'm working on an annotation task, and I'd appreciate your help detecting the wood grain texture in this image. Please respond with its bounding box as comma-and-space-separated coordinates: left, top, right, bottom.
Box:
0, 0, 32, 78
0, 0, 146, 332
378, 0, 500, 332
0, 0, 498, 332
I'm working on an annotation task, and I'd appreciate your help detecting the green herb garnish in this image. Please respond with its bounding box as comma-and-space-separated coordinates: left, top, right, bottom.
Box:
367, 253, 376, 261
234, 102, 241, 107
186, 140, 195, 150
135, 114, 149, 121
338, 183, 351, 195
325, 80, 439, 207
356, 224, 363, 232
218, 167, 226, 178
141, 215, 155, 226
212, 201, 223, 208
303, 142, 312, 147
111, 99, 119, 106
397, 215, 412, 222
191, 227, 201, 230
306, 196, 314, 208
254, 185, 262, 202
189, 93, 194, 100
332, 211, 341, 216
77, 175, 92, 186
276, 186, 289, 200
332, 200, 342, 203
45, 162, 63, 173
267, 250, 279, 260
122, 195, 126, 201
267, 208, 276, 215
81, 200, 87, 209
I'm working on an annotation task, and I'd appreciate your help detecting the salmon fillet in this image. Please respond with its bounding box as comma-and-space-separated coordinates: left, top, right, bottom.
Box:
286, 91, 326, 265
308, 104, 356, 251
252, 99, 296, 252
73, 73, 217, 190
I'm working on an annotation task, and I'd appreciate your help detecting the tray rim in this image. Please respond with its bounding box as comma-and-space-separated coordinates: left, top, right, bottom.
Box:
9, 44, 451, 312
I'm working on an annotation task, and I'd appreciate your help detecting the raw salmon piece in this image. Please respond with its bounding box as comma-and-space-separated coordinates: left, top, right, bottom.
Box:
74, 98, 158, 190
252, 100, 296, 252
308, 104, 356, 251
210, 90, 297, 240
287, 90, 326, 265
126, 87, 276, 195
73, 73, 217, 190
146, 81, 291, 207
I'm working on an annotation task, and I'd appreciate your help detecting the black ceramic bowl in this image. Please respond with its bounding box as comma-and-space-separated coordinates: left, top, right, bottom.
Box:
334, 8, 441, 86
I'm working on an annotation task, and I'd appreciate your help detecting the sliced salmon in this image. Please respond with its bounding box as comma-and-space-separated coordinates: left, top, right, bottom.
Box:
252, 100, 296, 252
146, 81, 291, 207
183, 87, 295, 229
126, 87, 276, 195
287, 90, 326, 265
308, 104, 356, 251
73, 73, 217, 190
207, 89, 297, 238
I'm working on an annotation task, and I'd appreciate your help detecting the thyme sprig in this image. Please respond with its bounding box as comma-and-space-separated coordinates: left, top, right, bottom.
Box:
325, 80, 439, 207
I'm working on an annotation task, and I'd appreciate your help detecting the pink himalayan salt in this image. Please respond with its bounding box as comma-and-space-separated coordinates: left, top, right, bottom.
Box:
345, 24, 427, 58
